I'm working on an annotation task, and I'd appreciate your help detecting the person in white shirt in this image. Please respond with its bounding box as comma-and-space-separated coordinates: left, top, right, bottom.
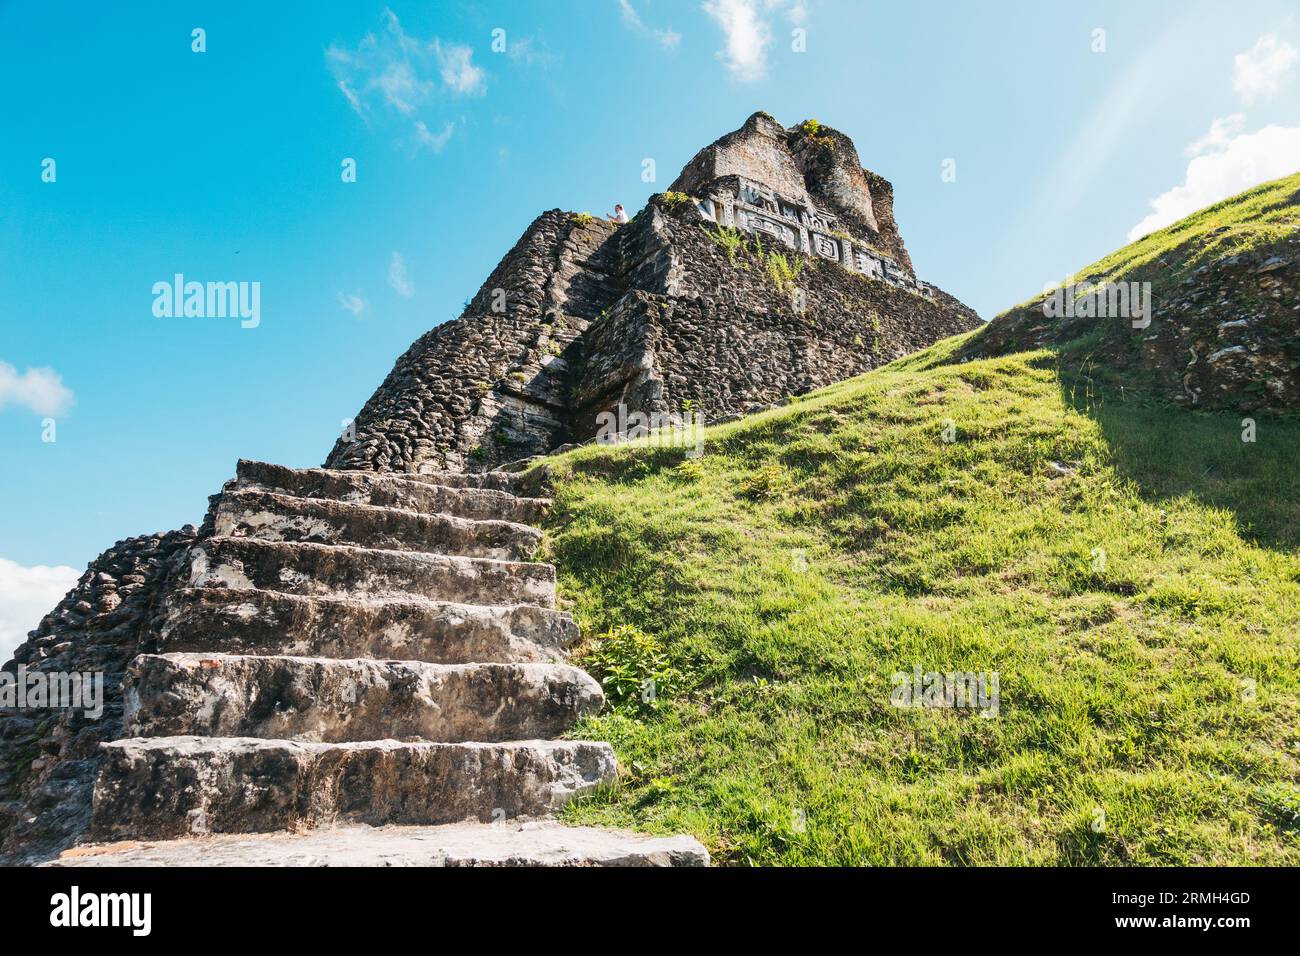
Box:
607, 203, 629, 224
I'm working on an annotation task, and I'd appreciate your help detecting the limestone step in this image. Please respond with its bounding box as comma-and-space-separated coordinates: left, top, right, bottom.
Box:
212, 488, 542, 561
123, 653, 604, 742
54, 821, 710, 867
151, 588, 578, 663
185, 537, 557, 608
405, 469, 539, 496
235, 460, 551, 525
91, 737, 617, 840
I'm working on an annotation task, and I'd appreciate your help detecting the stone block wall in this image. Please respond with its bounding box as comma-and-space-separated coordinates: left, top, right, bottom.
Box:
0, 527, 198, 862
324, 212, 622, 474
571, 199, 979, 429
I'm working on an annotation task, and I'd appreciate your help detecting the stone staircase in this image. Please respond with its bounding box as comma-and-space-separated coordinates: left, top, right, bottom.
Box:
61, 460, 707, 866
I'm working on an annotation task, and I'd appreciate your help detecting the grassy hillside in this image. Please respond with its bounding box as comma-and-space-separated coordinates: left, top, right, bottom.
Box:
1006, 171, 1300, 315
966, 172, 1300, 410
537, 335, 1300, 865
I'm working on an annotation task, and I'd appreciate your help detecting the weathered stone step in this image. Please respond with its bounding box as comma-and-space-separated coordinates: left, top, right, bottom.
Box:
405, 469, 540, 496
91, 737, 617, 840
54, 821, 710, 867
236, 460, 551, 525
212, 488, 542, 561
124, 653, 604, 743
151, 588, 577, 663
186, 537, 557, 608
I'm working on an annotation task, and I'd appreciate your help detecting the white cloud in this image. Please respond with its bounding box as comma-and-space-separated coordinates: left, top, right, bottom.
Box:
435, 41, 485, 95
0, 361, 74, 418
0, 558, 80, 665
1185, 113, 1246, 156
618, 0, 682, 49
414, 119, 455, 152
703, 0, 772, 82
1233, 33, 1298, 104
337, 291, 368, 316
1128, 122, 1300, 241
388, 252, 414, 298
326, 8, 480, 145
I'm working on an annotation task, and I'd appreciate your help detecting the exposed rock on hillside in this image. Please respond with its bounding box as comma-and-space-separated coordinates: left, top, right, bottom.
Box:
0, 527, 198, 862
964, 173, 1300, 411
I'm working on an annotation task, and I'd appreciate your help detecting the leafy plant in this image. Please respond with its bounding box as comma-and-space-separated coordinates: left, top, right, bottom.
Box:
661, 191, 693, 208
570, 211, 595, 228
1257, 785, 1300, 832
674, 457, 706, 481
765, 252, 804, 294
705, 224, 745, 266
581, 623, 683, 716
740, 463, 788, 500
795, 118, 836, 153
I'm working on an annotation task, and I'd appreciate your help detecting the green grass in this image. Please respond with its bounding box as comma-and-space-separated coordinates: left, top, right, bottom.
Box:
537, 338, 1300, 865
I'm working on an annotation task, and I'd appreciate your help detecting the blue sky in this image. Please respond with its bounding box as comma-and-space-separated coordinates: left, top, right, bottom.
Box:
2, 0, 1299, 655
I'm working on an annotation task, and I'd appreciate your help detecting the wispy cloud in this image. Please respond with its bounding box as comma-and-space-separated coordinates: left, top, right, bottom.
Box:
1186, 113, 1246, 156
0, 361, 74, 418
618, 0, 681, 49
505, 36, 559, 68
326, 8, 483, 149
0, 557, 80, 665
414, 119, 455, 152
1128, 122, 1300, 241
388, 252, 414, 298
1233, 33, 1298, 104
337, 291, 368, 316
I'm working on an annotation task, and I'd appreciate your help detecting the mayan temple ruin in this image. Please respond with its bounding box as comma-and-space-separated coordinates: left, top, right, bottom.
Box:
0, 114, 979, 865
326, 111, 979, 474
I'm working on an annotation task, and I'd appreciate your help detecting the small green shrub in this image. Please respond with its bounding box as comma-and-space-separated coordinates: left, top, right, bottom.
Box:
1257, 785, 1300, 832
741, 463, 788, 500
674, 458, 706, 481
661, 191, 692, 208
582, 624, 682, 715
570, 211, 594, 228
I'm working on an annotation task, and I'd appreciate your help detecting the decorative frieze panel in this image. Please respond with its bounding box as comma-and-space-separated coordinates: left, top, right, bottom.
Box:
704, 175, 933, 299
740, 209, 798, 251
811, 232, 840, 260
854, 248, 883, 280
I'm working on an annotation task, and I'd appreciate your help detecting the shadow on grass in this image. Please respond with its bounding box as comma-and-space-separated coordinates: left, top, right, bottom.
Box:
1059, 373, 1300, 552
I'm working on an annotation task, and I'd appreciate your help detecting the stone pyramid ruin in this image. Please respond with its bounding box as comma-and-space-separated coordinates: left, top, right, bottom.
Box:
1, 113, 978, 866
326, 111, 979, 474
